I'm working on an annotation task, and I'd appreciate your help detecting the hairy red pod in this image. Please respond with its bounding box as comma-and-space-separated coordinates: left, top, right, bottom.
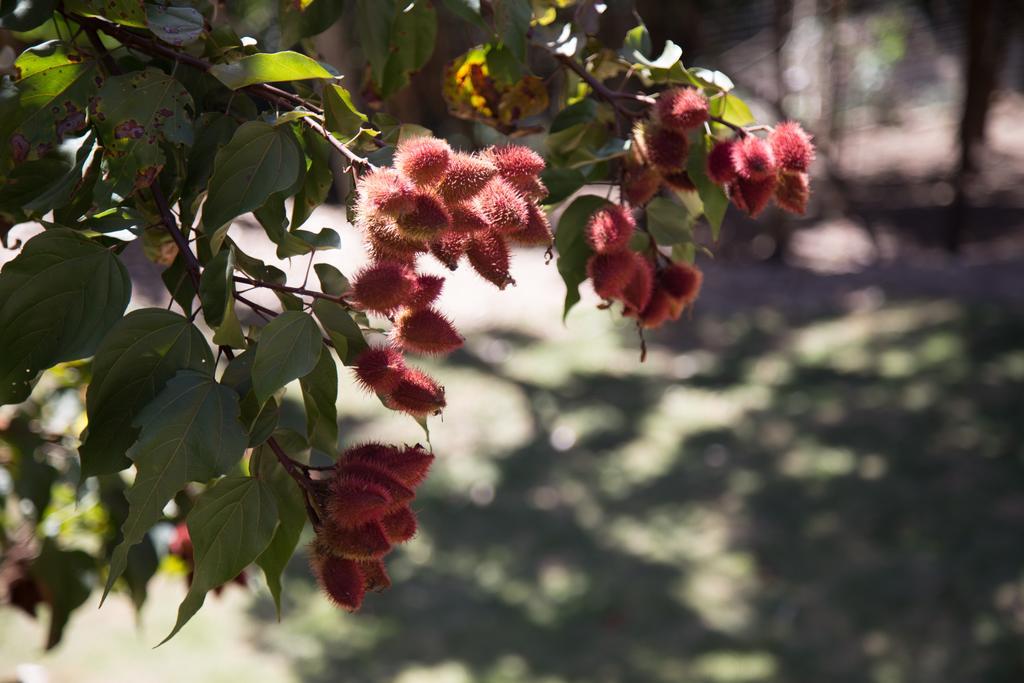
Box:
466, 230, 514, 289
774, 171, 810, 215
508, 204, 553, 248
730, 176, 776, 217
769, 121, 815, 173
623, 164, 661, 206
731, 136, 777, 181
478, 177, 529, 233
326, 479, 393, 529
338, 461, 417, 507
587, 250, 636, 300
394, 136, 451, 186
429, 232, 468, 270
351, 260, 417, 314
344, 443, 434, 489
357, 560, 392, 592
357, 167, 416, 217
362, 215, 428, 260
407, 274, 445, 309
655, 87, 709, 131
485, 144, 546, 179
706, 139, 738, 185
639, 287, 675, 329
311, 546, 365, 611
659, 261, 703, 307
392, 306, 464, 356
381, 506, 418, 543
321, 519, 392, 560
620, 253, 655, 316
353, 346, 407, 394
396, 192, 451, 241
384, 367, 447, 416
437, 152, 498, 202
643, 124, 689, 173
585, 205, 635, 254
662, 170, 697, 192
447, 201, 491, 234
508, 175, 549, 203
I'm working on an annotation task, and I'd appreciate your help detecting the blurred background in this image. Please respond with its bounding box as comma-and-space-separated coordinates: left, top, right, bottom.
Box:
3, 0, 1024, 681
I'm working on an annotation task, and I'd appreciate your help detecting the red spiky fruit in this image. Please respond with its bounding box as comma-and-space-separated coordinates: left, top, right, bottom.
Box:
437, 152, 498, 202
769, 121, 815, 173
730, 176, 776, 217
384, 367, 446, 416
311, 545, 365, 611
643, 124, 689, 173
586, 205, 635, 254
478, 178, 529, 233
322, 519, 392, 560
508, 175, 549, 203
507, 204, 553, 247
362, 215, 427, 261
338, 461, 416, 508
407, 274, 445, 309
466, 231, 514, 289
392, 307, 463, 356
357, 560, 391, 592
639, 287, 675, 329
429, 232, 468, 270
623, 164, 661, 206
620, 253, 654, 316
730, 136, 777, 181
587, 250, 636, 300
659, 261, 703, 308
394, 136, 451, 186
485, 144, 545, 179
663, 170, 696, 192
357, 167, 416, 217
381, 506, 418, 543
447, 201, 490, 233
353, 346, 407, 394
655, 87, 709, 131
396, 192, 450, 241
706, 139, 738, 185
774, 171, 810, 215
344, 443, 434, 489
326, 479, 393, 529
352, 261, 417, 314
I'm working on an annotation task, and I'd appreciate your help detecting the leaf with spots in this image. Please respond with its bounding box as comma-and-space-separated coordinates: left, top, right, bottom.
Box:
64, 0, 145, 26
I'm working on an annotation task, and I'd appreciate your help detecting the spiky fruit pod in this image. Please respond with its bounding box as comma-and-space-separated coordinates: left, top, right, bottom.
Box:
655, 87, 710, 131
478, 177, 529, 233
357, 560, 391, 592
774, 171, 810, 215
447, 201, 490, 233
429, 232, 468, 270
484, 144, 545, 179
769, 121, 815, 173
509, 175, 549, 203
392, 306, 464, 356
437, 152, 498, 202
344, 443, 434, 489
351, 261, 417, 314
383, 367, 446, 416
587, 250, 637, 300
730, 136, 777, 181
311, 543, 365, 611
659, 261, 703, 308
623, 164, 661, 206
362, 215, 427, 259
321, 519, 392, 560
396, 192, 450, 241
730, 176, 776, 217
407, 274, 445, 309
585, 205, 635, 254
643, 124, 689, 173
706, 139, 738, 185
663, 170, 697, 192
620, 253, 655, 316
338, 461, 416, 508
325, 479, 393, 529
466, 230, 514, 289
639, 287, 675, 329
381, 506, 418, 543
367, 239, 419, 266
507, 204, 553, 247
357, 167, 417, 217
353, 346, 407, 394
394, 136, 451, 186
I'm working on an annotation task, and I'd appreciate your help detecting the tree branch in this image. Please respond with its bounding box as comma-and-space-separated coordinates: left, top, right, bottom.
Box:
233, 276, 347, 303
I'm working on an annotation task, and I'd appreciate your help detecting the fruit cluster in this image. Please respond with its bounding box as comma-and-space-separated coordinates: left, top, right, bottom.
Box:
310, 442, 433, 611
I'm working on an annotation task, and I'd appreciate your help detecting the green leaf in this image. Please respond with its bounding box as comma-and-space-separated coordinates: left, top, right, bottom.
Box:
622, 23, 652, 58
313, 263, 349, 296
92, 68, 194, 195
550, 98, 597, 133
103, 370, 248, 602
354, 0, 394, 87
122, 534, 159, 614
162, 476, 278, 643
300, 346, 338, 454
209, 51, 333, 90
629, 39, 682, 70
493, 0, 531, 63
252, 311, 323, 403
80, 309, 214, 480
292, 129, 333, 229
161, 253, 197, 316
202, 121, 303, 232
646, 196, 695, 246
64, 0, 145, 26
440, 0, 485, 29
0, 0, 56, 31
180, 113, 238, 229
323, 83, 367, 141
145, 4, 204, 46
313, 298, 367, 365
712, 93, 754, 127
380, 0, 437, 98
687, 135, 729, 239
555, 195, 611, 320
16, 134, 100, 217
0, 229, 130, 406
31, 539, 95, 650
539, 167, 585, 205
212, 295, 246, 348
199, 245, 234, 328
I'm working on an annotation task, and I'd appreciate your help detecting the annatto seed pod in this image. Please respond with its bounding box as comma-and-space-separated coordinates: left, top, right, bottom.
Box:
394, 136, 451, 186
769, 121, 815, 173
357, 167, 417, 217
507, 204, 553, 248
437, 152, 498, 202
357, 560, 391, 592
466, 230, 514, 289
730, 176, 776, 217
623, 164, 661, 206
508, 175, 549, 203
338, 461, 416, 507
585, 205, 635, 254
321, 519, 392, 560
587, 250, 637, 300
659, 261, 703, 307
730, 136, 777, 181
407, 274, 445, 309
384, 367, 447, 416
620, 253, 655, 316
381, 506, 418, 543
643, 124, 689, 173
362, 214, 428, 258
774, 171, 810, 215
311, 543, 365, 611
429, 232, 468, 270
662, 170, 697, 192
478, 177, 529, 233
344, 443, 434, 489
353, 346, 407, 394
485, 144, 546, 179
352, 261, 417, 314
392, 306, 464, 355
326, 478, 393, 529
447, 201, 491, 233
639, 287, 675, 329
396, 192, 451, 241
706, 139, 738, 185
656, 87, 710, 131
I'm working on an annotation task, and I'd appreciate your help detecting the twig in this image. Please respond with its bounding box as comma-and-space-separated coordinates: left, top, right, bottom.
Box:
233, 276, 346, 303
